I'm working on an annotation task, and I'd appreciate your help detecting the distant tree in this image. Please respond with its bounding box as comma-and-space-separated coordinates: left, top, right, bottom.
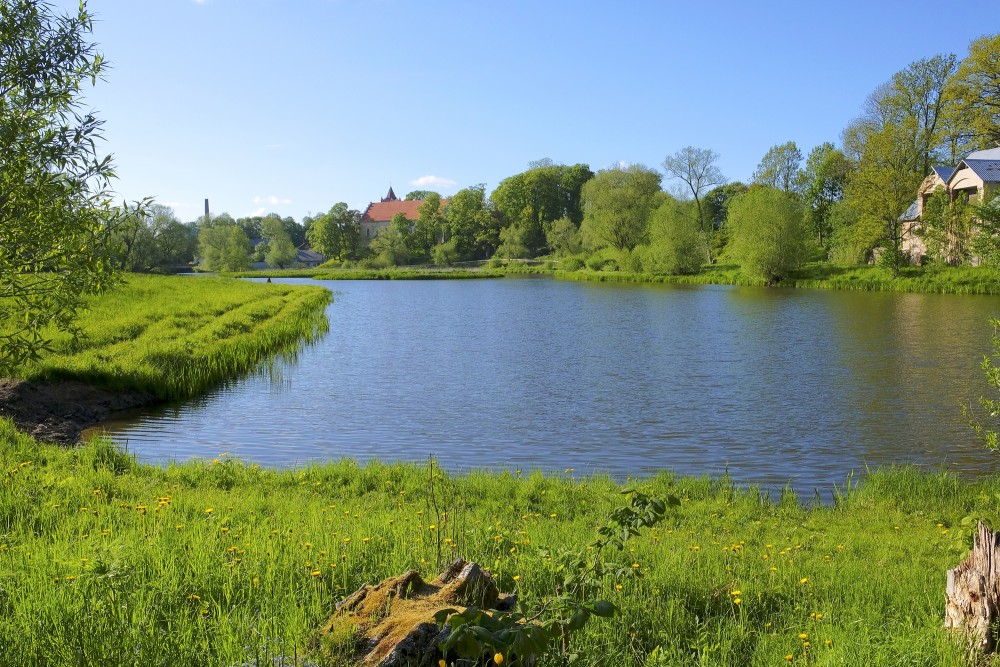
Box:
972, 195, 1000, 266
842, 122, 924, 273
802, 143, 851, 247
432, 239, 459, 267
491, 163, 594, 256
414, 193, 447, 258
580, 165, 663, 252
752, 141, 805, 193
405, 190, 439, 201
446, 184, 498, 259
919, 188, 975, 265
727, 186, 809, 283
197, 220, 250, 272
369, 213, 412, 266
546, 217, 583, 257
843, 54, 959, 173
306, 203, 361, 261
661, 147, 726, 261
110, 204, 195, 272
949, 33, 1000, 152
262, 216, 297, 268
494, 222, 532, 259
644, 198, 707, 275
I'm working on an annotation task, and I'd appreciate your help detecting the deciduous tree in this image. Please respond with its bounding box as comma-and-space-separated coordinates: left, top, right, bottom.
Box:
580, 165, 663, 253
727, 186, 809, 283
949, 33, 1000, 152
0, 0, 136, 369
752, 141, 805, 194
661, 147, 726, 261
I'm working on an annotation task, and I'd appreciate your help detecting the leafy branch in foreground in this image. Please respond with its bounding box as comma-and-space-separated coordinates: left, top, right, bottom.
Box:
966, 317, 1000, 450
436, 489, 679, 665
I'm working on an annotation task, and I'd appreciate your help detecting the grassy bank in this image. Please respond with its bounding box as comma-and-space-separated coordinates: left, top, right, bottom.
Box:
0, 423, 992, 666
555, 263, 1000, 294
226, 267, 506, 280
14, 274, 331, 399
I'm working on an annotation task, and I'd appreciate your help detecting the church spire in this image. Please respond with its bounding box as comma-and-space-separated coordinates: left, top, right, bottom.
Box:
381, 186, 399, 202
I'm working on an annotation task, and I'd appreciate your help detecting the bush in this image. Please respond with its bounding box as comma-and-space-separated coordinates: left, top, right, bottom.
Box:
561, 257, 585, 271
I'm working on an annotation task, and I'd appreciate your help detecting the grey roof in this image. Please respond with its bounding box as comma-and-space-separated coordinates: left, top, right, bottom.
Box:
296, 248, 325, 263
961, 159, 1000, 184
966, 148, 1000, 160
932, 165, 955, 181
900, 200, 920, 221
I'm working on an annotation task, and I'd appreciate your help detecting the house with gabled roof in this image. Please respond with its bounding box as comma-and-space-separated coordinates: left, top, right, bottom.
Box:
901, 148, 1000, 263
359, 187, 449, 244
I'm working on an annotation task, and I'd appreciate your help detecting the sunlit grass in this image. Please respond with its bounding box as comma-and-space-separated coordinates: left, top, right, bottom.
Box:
1, 425, 994, 666
13, 274, 331, 399
557, 262, 1000, 294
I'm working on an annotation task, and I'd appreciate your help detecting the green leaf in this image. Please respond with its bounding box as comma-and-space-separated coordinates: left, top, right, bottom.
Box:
592, 600, 616, 617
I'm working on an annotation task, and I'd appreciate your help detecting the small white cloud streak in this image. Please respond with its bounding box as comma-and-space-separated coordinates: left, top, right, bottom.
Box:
249, 207, 269, 217
253, 195, 292, 206
410, 175, 457, 188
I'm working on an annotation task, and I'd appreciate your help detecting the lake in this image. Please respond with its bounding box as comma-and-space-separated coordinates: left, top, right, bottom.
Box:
92, 277, 1000, 497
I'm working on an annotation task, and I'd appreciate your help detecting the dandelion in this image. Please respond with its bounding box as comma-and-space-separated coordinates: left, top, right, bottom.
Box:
252, 578, 259, 586
799, 577, 808, 584
513, 575, 520, 581
785, 655, 793, 662
311, 570, 321, 577
439, 661, 446, 667
799, 633, 808, 640
733, 598, 742, 605
731, 590, 741, 596
204, 508, 214, 514
824, 639, 832, 647
549, 513, 557, 518
493, 652, 504, 665
803, 641, 810, 648
631, 563, 639, 569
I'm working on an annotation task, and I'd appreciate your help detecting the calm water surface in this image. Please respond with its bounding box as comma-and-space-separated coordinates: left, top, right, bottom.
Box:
94, 277, 1000, 496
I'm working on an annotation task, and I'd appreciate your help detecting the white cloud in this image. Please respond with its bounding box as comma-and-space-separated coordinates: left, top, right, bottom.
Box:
249, 207, 269, 217
253, 195, 292, 206
410, 175, 457, 188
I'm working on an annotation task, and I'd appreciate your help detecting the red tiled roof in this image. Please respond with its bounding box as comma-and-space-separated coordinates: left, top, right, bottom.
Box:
360, 199, 449, 223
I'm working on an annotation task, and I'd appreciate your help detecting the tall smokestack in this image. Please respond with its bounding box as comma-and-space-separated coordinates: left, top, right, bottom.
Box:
204, 198, 210, 224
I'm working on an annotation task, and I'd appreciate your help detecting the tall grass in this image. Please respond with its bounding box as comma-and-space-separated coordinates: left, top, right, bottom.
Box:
556, 263, 1000, 294
14, 274, 331, 399
227, 267, 506, 280
1, 425, 994, 666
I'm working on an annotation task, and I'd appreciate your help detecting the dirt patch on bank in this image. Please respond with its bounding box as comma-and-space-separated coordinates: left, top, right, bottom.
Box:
0, 378, 156, 444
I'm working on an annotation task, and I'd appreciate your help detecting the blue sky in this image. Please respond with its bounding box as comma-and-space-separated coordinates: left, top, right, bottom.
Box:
59, 0, 995, 223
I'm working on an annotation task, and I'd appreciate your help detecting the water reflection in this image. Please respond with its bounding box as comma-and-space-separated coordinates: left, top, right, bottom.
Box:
91, 278, 1000, 497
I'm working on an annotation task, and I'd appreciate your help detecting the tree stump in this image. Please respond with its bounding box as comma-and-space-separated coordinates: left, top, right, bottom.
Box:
315, 559, 516, 667
945, 522, 1000, 653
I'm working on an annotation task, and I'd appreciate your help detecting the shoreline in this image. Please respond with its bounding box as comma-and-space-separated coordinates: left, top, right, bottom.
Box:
0, 378, 157, 444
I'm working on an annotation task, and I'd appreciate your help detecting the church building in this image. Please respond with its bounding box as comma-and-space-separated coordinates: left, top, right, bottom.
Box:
359, 187, 426, 243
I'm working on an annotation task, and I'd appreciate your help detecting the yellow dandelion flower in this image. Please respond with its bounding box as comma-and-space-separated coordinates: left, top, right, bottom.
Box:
799, 633, 808, 640
493, 652, 504, 665
311, 570, 321, 577
204, 508, 214, 514
799, 577, 808, 584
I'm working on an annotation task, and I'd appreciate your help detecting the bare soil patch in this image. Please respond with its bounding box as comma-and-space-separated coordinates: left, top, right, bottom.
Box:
0, 378, 155, 444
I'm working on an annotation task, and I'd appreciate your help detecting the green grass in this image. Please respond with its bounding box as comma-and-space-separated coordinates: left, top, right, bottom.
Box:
14, 274, 331, 399
227, 267, 507, 280
555, 262, 1000, 294
1, 423, 994, 666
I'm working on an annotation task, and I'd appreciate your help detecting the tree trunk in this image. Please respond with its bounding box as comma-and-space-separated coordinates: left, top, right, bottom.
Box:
945, 522, 1000, 653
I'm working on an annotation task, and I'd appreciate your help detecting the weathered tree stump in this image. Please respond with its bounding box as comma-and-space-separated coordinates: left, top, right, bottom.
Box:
315, 559, 515, 667
945, 522, 1000, 653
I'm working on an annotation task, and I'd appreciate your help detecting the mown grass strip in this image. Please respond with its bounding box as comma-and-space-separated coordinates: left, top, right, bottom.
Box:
0, 424, 989, 666
13, 274, 331, 400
